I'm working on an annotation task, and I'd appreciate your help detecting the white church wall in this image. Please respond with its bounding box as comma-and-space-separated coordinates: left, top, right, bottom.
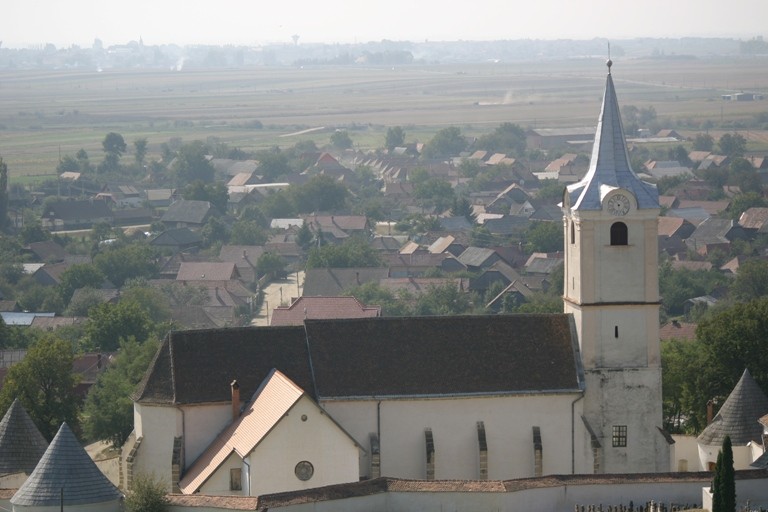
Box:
198, 452, 243, 496
133, 403, 181, 491
324, 393, 586, 480
247, 397, 359, 497
672, 435, 702, 471
181, 403, 232, 469
698, 443, 755, 471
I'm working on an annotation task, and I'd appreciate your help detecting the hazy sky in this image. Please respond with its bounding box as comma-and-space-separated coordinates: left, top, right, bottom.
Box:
3, 0, 766, 48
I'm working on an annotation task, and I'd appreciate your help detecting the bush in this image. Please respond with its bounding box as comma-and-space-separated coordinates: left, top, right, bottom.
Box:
125, 473, 169, 512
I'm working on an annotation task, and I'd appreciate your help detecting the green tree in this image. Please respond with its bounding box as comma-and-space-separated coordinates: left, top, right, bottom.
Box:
121, 280, 171, 324
124, 473, 169, 512
661, 338, 707, 432
693, 133, 714, 151
0, 335, 81, 440
230, 220, 268, 246
0, 315, 9, 348
296, 221, 313, 251
330, 130, 353, 150
345, 281, 410, 316
93, 244, 157, 288
134, 137, 148, 165
256, 148, 292, 182
727, 192, 766, 220
256, 251, 286, 278
0, 157, 8, 231
385, 126, 405, 151
525, 222, 563, 253
201, 216, 229, 248
57, 155, 80, 173
182, 180, 229, 213
59, 263, 105, 305
306, 237, 383, 269
730, 259, 768, 301
172, 141, 215, 185
730, 157, 761, 192
101, 132, 127, 172
718, 133, 747, 157
450, 197, 477, 224
84, 301, 155, 351
83, 338, 159, 447
422, 126, 466, 159
291, 175, 348, 213
476, 122, 527, 155
712, 451, 723, 512
716, 435, 736, 512
668, 145, 692, 166
413, 283, 474, 316
688, 298, 768, 429
414, 176, 455, 212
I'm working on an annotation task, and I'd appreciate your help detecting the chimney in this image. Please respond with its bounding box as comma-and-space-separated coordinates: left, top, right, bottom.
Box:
706, 399, 715, 425
231, 380, 240, 421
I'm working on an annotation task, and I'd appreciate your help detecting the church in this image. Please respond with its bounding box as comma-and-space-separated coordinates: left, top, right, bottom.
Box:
125, 61, 671, 496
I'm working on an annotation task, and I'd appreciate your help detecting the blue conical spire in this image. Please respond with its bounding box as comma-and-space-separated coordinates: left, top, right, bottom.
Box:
566, 61, 658, 211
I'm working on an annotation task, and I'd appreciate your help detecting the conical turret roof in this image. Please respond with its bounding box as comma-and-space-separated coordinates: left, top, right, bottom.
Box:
11, 422, 122, 507
0, 399, 49, 475
566, 61, 658, 211
698, 369, 768, 446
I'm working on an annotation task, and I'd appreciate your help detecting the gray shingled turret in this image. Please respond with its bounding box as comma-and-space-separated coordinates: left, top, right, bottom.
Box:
11, 422, 122, 507
0, 399, 49, 475
566, 61, 659, 211
698, 369, 768, 446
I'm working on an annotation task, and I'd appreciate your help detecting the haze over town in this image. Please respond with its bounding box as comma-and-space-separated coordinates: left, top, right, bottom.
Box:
3, 0, 767, 48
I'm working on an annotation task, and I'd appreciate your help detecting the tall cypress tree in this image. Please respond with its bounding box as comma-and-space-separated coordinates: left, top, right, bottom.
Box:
719, 436, 736, 512
712, 450, 723, 512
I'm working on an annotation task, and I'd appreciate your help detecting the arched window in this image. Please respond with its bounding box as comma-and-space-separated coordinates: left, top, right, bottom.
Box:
570, 221, 575, 244
610, 222, 628, 246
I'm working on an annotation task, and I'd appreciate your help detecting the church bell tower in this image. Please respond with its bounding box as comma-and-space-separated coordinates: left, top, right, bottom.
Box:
562, 60, 669, 473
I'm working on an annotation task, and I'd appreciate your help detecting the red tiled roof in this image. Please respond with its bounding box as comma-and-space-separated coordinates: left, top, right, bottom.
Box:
176, 262, 238, 281
270, 297, 380, 326
659, 321, 697, 341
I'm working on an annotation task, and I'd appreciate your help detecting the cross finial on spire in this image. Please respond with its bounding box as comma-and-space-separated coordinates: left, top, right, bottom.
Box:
607, 42, 612, 74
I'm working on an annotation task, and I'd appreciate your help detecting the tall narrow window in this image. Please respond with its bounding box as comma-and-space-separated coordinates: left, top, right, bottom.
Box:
610, 222, 628, 246
612, 425, 627, 447
230, 468, 242, 491
570, 221, 575, 244
614, 326, 619, 338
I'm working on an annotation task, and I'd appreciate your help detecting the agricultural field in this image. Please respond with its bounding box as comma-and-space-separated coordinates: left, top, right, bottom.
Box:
1, 57, 768, 181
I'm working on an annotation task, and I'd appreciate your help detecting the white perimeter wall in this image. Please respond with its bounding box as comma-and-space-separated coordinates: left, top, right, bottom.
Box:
167, 476, 768, 512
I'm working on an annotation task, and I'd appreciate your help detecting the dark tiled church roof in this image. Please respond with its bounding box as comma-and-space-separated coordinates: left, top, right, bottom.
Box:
133, 326, 314, 405
11, 423, 122, 506
698, 369, 768, 446
134, 315, 583, 405
0, 399, 48, 475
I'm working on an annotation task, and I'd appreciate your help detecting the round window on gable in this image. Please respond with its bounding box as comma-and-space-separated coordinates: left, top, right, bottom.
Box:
295, 461, 314, 481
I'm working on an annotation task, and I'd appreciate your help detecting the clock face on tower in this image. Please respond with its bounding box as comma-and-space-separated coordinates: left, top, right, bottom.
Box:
607, 193, 630, 216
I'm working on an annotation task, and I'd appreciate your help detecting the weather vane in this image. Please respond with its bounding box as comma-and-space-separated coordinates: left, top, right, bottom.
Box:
607, 42, 612, 73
